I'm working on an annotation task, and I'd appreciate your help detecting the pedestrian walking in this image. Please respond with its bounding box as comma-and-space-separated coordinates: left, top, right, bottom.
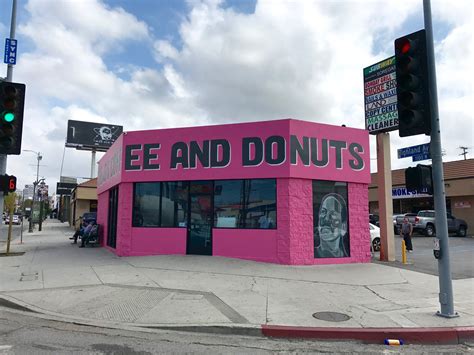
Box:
400, 216, 414, 252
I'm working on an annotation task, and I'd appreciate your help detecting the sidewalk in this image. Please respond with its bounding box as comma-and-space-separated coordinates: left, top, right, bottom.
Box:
0, 219, 473, 344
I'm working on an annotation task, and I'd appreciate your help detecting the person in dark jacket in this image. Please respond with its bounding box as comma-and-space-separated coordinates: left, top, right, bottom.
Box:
400, 216, 414, 252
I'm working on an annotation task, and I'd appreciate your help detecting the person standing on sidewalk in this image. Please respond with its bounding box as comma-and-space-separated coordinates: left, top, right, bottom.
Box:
400, 216, 414, 253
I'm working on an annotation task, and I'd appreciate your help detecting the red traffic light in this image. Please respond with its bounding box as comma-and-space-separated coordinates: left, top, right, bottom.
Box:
400, 40, 411, 54
0, 174, 16, 192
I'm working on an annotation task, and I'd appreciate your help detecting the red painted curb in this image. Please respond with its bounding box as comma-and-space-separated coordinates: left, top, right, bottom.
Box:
261, 325, 474, 344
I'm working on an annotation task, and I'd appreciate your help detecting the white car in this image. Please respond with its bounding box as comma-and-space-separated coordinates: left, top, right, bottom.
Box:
5, 215, 20, 225
370, 223, 381, 252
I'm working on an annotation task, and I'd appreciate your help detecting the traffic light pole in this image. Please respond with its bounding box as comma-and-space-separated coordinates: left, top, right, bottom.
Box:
423, 0, 457, 318
0, 0, 17, 216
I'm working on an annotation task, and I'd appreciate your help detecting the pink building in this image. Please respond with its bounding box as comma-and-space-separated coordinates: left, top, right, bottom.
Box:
97, 119, 371, 265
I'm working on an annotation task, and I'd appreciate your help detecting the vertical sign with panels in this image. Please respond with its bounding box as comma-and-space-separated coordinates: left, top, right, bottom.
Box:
363, 57, 398, 134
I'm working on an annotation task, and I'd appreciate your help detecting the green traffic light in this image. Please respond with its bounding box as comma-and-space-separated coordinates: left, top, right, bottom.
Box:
3, 112, 15, 122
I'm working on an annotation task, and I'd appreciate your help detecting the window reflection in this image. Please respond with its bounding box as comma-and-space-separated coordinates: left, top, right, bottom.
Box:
161, 182, 188, 227
133, 183, 160, 227
214, 179, 277, 229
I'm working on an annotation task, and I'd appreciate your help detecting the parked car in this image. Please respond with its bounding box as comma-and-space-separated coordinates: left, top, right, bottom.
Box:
5, 214, 20, 225
82, 212, 97, 224
414, 210, 468, 237
369, 214, 380, 227
369, 223, 381, 252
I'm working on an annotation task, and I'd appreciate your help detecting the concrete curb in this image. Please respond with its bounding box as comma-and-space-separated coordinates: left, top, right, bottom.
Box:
262, 324, 474, 344
2, 294, 473, 344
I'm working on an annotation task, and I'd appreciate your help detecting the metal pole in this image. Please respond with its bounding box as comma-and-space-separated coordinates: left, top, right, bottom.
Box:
91, 150, 96, 178
0, 0, 18, 217
20, 189, 24, 243
423, 0, 457, 318
28, 152, 41, 233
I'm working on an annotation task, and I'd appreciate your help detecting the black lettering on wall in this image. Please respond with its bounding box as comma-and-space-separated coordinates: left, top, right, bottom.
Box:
310, 138, 329, 167
329, 140, 347, 169
290, 135, 309, 165
125, 144, 142, 171
242, 137, 263, 166
190, 140, 210, 168
265, 136, 285, 165
211, 139, 230, 167
170, 142, 189, 169
143, 143, 160, 170
349, 143, 364, 170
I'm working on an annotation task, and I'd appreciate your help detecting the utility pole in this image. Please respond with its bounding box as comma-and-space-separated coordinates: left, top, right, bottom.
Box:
424, 0, 457, 318
458, 146, 468, 160
24, 150, 42, 233
0, 0, 17, 216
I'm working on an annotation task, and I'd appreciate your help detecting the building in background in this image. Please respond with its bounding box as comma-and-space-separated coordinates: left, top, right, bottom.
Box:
70, 178, 97, 228
369, 159, 474, 229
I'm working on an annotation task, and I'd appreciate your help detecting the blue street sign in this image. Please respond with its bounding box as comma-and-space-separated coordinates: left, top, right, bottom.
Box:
4, 38, 17, 65
412, 153, 431, 162
397, 143, 430, 159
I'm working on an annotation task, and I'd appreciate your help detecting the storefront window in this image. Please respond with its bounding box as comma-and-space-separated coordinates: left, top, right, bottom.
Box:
214, 180, 243, 228
313, 180, 350, 258
214, 179, 277, 229
242, 179, 276, 229
133, 183, 160, 227
161, 182, 188, 227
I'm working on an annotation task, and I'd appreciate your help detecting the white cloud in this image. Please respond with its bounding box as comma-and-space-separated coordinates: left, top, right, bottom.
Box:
4, 0, 473, 195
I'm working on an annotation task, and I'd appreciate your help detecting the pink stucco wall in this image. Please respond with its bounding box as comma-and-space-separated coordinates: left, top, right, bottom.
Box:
97, 190, 109, 247
275, 179, 370, 265
213, 229, 278, 263
129, 228, 187, 256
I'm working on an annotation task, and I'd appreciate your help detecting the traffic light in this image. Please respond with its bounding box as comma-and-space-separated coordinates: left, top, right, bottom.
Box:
395, 30, 431, 137
0, 174, 17, 193
0, 81, 26, 154
405, 164, 433, 195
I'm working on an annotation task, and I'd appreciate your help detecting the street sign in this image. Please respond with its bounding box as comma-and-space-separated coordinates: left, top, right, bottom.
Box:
397, 143, 430, 159
4, 38, 17, 65
363, 57, 398, 134
412, 153, 431, 162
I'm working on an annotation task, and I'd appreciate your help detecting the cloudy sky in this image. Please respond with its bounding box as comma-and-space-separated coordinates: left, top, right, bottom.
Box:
0, 0, 472, 195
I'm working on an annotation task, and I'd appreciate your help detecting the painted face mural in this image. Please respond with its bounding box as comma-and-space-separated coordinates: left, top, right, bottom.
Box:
316, 193, 349, 258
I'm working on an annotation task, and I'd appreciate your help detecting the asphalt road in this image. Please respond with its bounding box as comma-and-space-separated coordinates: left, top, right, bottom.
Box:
373, 233, 474, 279
0, 308, 471, 354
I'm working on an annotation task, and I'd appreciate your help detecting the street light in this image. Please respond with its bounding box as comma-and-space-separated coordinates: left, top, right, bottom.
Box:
23, 150, 42, 233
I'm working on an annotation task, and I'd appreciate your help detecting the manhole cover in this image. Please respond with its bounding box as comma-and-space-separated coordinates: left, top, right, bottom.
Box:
312, 311, 350, 322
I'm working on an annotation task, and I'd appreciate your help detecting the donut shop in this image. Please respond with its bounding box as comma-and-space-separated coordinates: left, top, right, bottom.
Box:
97, 118, 371, 265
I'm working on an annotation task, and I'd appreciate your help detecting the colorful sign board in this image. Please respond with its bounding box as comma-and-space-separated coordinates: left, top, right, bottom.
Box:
363, 57, 398, 134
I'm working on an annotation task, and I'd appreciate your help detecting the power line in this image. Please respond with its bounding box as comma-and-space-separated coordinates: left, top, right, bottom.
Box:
458, 146, 469, 160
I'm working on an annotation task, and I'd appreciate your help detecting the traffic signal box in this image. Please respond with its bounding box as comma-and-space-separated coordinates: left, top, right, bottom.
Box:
395, 30, 431, 137
0, 174, 17, 193
0, 81, 26, 154
405, 164, 433, 195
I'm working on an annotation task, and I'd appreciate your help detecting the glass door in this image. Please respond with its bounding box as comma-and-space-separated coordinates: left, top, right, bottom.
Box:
187, 181, 213, 255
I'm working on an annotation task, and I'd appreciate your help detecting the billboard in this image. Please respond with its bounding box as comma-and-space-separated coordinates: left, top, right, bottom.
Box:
56, 182, 77, 195
363, 57, 398, 134
66, 120, 123, 152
